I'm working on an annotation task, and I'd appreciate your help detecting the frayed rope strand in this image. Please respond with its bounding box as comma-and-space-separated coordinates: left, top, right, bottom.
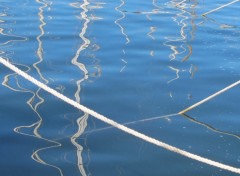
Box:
0, 57, 240, 174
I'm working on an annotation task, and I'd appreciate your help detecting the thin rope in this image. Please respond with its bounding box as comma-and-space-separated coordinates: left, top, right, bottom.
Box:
202, 0, 240, 16
83, 113, 178, 134
175, 0, 187, 7
54, 113, 178, 141
179, 80, 240, 114
0, 57, 240, 174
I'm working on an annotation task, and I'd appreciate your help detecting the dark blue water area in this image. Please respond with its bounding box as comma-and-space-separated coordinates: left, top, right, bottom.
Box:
0, 0, 239, 176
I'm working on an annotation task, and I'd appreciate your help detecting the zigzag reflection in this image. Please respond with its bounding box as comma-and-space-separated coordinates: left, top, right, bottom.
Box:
4, 66, 63, 176
34, 0, 49, 84
70, 0, 94, 175
145, 0, 162, 20
147, 0, 163, 56
115, 0, 130, 44
3, 0, 64, 175
114, 0, 130, 72
0, 28, 26, 46
0, 5, 27, 49
164, 2, 189, 61
0, 8, 27, 46
164, 0, 198, 84
2, 0, 101, 174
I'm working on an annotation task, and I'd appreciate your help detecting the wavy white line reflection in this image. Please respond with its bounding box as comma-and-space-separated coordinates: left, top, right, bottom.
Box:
0, 7, 27, 45
34, 0, 49, 84
145, 0, 162, 20
147, 26, 156, 40
168, 66, 180, 83
0, 28, 27, 45
70, 0, 94, 175
114, 0, 130, 72
3, 64, 63, 176
163, 4, 189, 61
115, 0, 130, 44
146, 0, 163, 56
2, 1, 65, 175
0, 6, 27, 47
70, 113, 89, 176
164, 0, 198, 83
164, 0, 198, 61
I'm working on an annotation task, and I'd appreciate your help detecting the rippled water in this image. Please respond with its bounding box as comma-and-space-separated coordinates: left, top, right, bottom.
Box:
0, 0, 239, 175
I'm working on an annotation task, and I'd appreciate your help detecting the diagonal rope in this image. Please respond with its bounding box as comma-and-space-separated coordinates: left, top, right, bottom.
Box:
202, 0, 240, 16
0, 57, 240, 174
179, 80, 240, 114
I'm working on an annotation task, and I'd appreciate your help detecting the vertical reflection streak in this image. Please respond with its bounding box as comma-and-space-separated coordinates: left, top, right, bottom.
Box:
4, 73, 64, 176
164, 3, 189, 61
1, 3, 62, 174
71, 0, 89, 103
70, 114, 88, 176
146, 0, 163, 56
114, 0, 130, 44
31, 1, 63, 175
164, 1, 198, 83
34, 0, 49, 84
115, 0, 129, 72
8, 0, 64, 175
178, 1, 197, 62
70, 0, 91, 175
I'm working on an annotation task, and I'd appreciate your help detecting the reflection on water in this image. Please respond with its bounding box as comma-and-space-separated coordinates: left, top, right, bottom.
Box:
1, 0, 240, 175
168, 66, 180, 83
164, 0, 198, 84
115, 0, 130, 44
203, 15, 239, 29
7, 0, 64, 175
1, 0, 103, 174
70, 0, 91, 175
0, 5, 26, 58
164, 0, 197, 61
0, 28, 26, 46
0, 6, 26, 46
115, 0, 129, 72
147, 0, 162, 57
181, 113, 240, 140
34, 0, 49, 84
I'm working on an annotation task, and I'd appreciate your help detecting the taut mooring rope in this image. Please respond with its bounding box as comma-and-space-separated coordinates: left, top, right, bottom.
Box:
202, 0, 240, 16
179, 80, 240, 114
0, 57, 240, 174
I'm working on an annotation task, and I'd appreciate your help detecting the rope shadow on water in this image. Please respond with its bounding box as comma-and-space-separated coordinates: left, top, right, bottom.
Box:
181, 113, 240, 140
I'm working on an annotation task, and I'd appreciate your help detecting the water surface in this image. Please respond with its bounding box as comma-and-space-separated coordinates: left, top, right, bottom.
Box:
0, 0, 239, 175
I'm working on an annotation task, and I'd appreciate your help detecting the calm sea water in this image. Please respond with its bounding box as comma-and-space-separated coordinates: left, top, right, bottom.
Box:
0, 0, 239, 175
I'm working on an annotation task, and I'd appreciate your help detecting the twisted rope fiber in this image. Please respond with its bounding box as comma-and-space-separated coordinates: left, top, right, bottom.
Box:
0, 58, 240, 174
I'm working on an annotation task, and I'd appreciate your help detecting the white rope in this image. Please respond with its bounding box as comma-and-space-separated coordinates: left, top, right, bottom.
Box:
175, 0, 187, 7
1, 57, 240, 174
202, 0, 240, 16
179, 80, 240, 114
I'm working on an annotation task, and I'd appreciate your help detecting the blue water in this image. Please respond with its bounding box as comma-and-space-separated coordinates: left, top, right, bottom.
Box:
0, 0, 239, 175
